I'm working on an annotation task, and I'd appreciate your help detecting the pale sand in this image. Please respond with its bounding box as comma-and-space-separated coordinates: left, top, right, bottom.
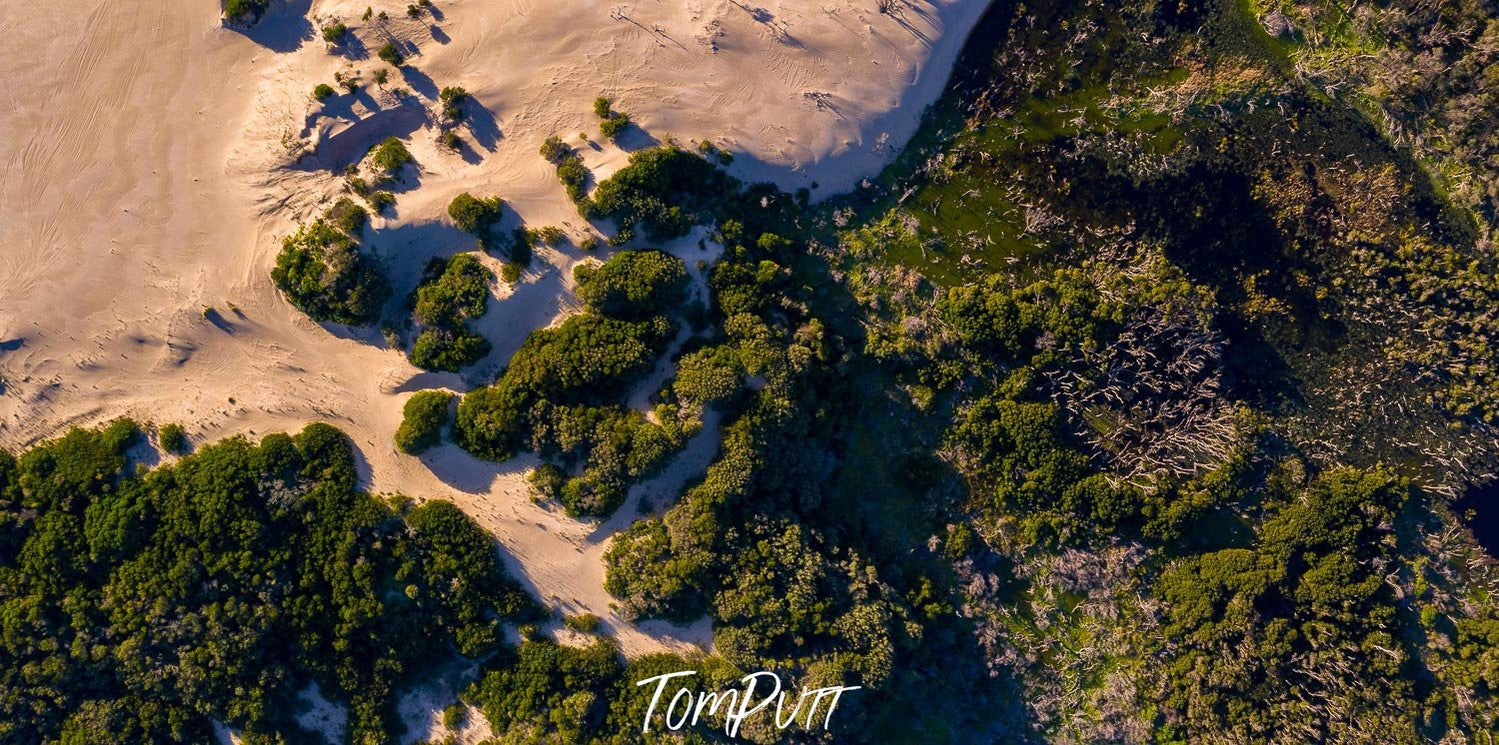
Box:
0, 0, 990, 658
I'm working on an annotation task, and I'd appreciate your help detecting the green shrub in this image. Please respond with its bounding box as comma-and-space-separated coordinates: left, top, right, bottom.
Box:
368, 137, 413, 178
441, 704, 464, 729
671, 345, 745, 408
466, 639, 623, 743
271, 220, 390, 325
439, 86, 469, 122
572, 249, 688, 320
321, 21, 348, 43
411, 328, 490, 372
377, 42, 404, 66
528, 463, 566, 500
326, 197, 368, 235
588, 144, 736, 241
395, 390, 454, 454
223, 0, 269, 23
447, 193, 504, 235
0, 421, 537, 742
407, 254, 494, 371
499, 261, 522, 285
373, 68, 389, 86
157, 423, 188, 454
367, 190, 396, 213
592, 96, 613, 119
539, 135, 569, 163
599, 113, 629, 140
439, 129, 461, 151
312, 83, 336, 101
563, 613, 602, 633
556, 154, 588, 203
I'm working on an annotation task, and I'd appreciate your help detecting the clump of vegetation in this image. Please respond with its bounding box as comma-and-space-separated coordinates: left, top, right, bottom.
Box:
326, 196, 368, 235
0, 420, 539, 742
222, 0, 270, 25
562, 612, 602, 633
447, 192, 504, 237
538, 135, 569, 163
373, 68, 389, 87
406, 253, 494, 372
312, 83, 335, 101
542, 134, 589, 203
592, 96, 630, 140
395, 390, 455, 454
585, 144, 738, 241
439, 86, 469, 123
556, 153, 588, 204
366, 190, 396, 213
270, 219, 390, 325
572, 249, 688, 320
157, 423, 188, 454
367, 136, 413, 179
334, 70, 359, 93
377, 42, 403, 66
454, 249, 693, 516
320, 20, 348, 44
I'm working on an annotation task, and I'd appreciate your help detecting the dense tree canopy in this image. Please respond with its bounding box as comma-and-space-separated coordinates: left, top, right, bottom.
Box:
0, 421, 536, 743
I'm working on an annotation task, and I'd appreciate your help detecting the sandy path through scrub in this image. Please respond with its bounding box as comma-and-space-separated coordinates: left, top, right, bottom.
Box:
0, 0, 991, 657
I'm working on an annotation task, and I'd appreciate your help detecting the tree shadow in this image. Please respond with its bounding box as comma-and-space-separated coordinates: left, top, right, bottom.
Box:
464, 101, 503, 152
612, 123, 659, 152
225, 0, 314, 53
430, 24, 450, 44
394, 371, 468, 394
202, 308, 238, 334
329, 32, 368, 60
317, 321, 389, 348
456, 136, 485, 165
418, 444, 536, 494
365, 219, 477, 298
399, 64, 440, 100
299, 98, 428, 172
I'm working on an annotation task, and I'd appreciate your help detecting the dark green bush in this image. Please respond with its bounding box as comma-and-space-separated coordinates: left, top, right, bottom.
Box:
539, 135, 569, 163
447, 192, 504, 235
572, 249, 688, 320
326, 196, 368, 235
407, 253, 494, 372
410, 328, 490, 372
223, 0, 269, 24
377, 42, 403, 66
157, 423, 188, 454
312, 83, 335, 101
368, 137, 413, 178
563, 613, 602, 633
556, 154, 588, 203
588, 144, 737, 241
439, 86, 469, 122
367, 190, 396, 213
270, 220, 390, 325
599, 112, 629, 140
395, 390, 455, 454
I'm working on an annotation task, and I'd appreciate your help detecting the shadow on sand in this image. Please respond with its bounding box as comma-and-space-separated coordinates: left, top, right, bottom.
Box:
225, 0, 314, 53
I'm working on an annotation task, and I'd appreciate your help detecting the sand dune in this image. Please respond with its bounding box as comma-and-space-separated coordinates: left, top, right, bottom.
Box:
0, 0, 989, 656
